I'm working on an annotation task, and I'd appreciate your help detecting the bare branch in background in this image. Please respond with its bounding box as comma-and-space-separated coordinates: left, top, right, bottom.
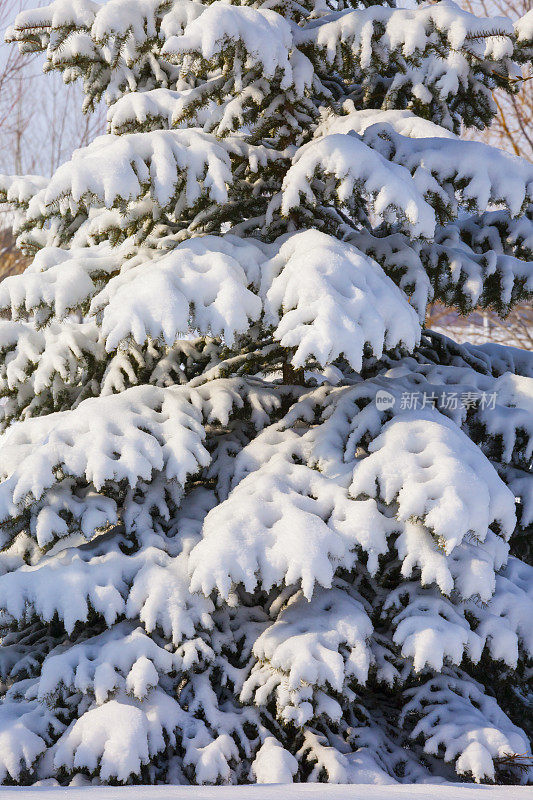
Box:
0, 0, 36, 173
0, 0, 104, 272
427, 302, 533, 349
463, 0, 533, 161
425, 0, 533, 349
0, 0, 105, 177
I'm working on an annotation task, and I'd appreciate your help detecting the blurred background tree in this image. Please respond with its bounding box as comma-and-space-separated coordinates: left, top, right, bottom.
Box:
0, 226, 27, 278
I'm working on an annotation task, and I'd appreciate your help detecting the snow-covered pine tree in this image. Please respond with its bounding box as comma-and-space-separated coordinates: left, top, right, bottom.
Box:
0, 0, 532, 786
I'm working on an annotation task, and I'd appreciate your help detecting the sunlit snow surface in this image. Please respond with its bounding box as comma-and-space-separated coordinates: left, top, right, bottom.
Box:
0, 785, 532, 800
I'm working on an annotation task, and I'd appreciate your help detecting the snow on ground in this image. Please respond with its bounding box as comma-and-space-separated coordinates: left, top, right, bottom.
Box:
433, 323, 531, 347
0, 785, 532, 800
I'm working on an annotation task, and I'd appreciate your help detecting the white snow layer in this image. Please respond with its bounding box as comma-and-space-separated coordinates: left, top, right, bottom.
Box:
0, 782, 531, 798
0, 231, 420, 370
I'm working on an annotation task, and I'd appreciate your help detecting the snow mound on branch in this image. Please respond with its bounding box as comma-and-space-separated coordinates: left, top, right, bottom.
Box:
27, 129, 232, 218
475, 342, 533, 379
351, 411, 516, 553
251, 738, 298, 784
427, 221, 533, 310
363, 127, 533, 217
0, 244, 119, 321
190, 386, 516, 606
281, 134, 436, 238
0, 489, 215, 636
90, 0, 163, 44
54, 230, 421, 366
125, 537, 216, 650
92, 235, 266, 351
0, 384, 209, 516
37, 622, 176, 704
0, 378, 282, 550
402, 673, 529, 782
317, 108, 457, 141
474, 558, 533, 665
188, 404, 406, 600
297, 1, 514, 65
242, 587, 372, 724
189, 430, 397, 601
107, 88, 199, 134
494, 372, 533, 417
385, 583, 484, 671
515, 8, 533, 42
9, 0, 97, 35
53, 691, 184, 783
0, 319, 101, 400
0, 173, 49, 206
263, 231, 420, 371
255, 588, 372, 692
479, 372, 533, 462
395, 523, 508, 603
163, 5, 310, 92
0, 701, 60, 782
0, 540, 148, 631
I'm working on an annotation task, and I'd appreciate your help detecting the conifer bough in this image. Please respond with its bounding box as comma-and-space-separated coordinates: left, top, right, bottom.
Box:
0, 0, 532, 787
